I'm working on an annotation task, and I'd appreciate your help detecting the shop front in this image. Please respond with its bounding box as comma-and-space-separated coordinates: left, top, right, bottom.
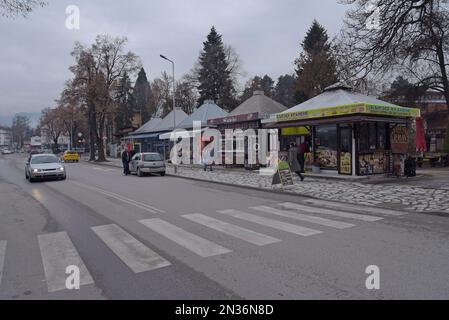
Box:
263, 84, 421, 177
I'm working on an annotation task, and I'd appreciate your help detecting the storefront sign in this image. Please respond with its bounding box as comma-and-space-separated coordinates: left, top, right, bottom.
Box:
390, 125, 408, 154
208, 113, 259, 126
272, 161, 294, 188
281, 127, 310, 136
276, 103, 420, 122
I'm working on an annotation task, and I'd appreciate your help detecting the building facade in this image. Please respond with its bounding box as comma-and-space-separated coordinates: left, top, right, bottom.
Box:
0, 127, 12, 148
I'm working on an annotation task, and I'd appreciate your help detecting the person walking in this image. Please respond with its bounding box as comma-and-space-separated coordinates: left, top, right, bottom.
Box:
121, 148, 131, 176
288, 142, 304, 182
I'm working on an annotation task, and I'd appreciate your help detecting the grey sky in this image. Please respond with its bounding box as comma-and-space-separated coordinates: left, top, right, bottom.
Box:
0, 0, 348, 117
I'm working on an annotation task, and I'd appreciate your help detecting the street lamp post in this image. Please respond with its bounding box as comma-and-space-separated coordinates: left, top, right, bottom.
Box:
160, 54, 176, 130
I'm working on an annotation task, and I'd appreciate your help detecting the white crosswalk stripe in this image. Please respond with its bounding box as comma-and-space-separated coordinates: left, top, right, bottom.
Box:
280, 202, 383, 222
183, 214, 281, 246
139, 219, 232, 257
38, 232, 94, 293
251, 206, 355, 229
302, 199, 408, 216
218, 209, 322, 237
92, 224, 171, 273
0, 240, 6, 287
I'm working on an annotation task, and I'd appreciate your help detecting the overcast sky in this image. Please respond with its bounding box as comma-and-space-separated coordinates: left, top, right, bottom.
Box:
0, 0, 348, 117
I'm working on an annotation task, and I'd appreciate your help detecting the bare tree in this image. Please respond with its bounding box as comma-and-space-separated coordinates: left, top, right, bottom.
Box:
0, 0, 46, 18
39, 107, 65, 152
67, 35, 140, 161
339, 0, 449, 106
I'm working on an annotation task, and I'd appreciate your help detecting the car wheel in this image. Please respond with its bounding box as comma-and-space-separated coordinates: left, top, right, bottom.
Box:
29, 177, 35, 183
61, 176, 67, 180
160, 172, 166, 176
137, 168, 143, 177
25, 171, 29, 180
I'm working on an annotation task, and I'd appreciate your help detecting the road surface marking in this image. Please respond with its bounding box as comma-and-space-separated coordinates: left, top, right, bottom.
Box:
38, 232, 94, 293
302, 199, 407, 216
139, 219, 232, 257
183, 214, 281, 246
251, 206, 355, 229
217, 210, 322, 237
92, 224, 171, 273
0, 240, 6, 286
280, 202, 383, 222
70, 181, 165, 214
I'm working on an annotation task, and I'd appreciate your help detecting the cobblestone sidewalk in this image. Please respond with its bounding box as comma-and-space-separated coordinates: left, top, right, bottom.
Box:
166, 165, 449, 214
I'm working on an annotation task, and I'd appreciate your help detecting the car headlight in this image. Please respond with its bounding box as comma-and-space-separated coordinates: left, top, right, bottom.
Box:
59, 167, 65, 171
33, 168, 40, 173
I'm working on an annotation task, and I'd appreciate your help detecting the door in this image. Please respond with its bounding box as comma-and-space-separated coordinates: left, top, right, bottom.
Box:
338, 125, 353, 175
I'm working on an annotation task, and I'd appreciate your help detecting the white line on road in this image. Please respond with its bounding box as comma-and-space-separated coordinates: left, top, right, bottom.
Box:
183, 214, 281, 246
92, 224, 171, 273
0, 240, 6, 287
139, 219, 232, 257
251, 206, 355, 229
70, 181, 165, 214
280, 202, 383, 222
217, 210, 322, 237
302, 199, 408, 216
38, 232, 94, 293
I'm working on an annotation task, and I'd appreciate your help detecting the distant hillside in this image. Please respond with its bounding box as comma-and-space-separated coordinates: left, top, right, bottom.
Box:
0, 112, 40, 128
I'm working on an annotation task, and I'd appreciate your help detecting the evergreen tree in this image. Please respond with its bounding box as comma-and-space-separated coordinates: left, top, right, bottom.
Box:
239, 75, 274, 103
273, 74, 296, 107
133, 67, 153, 124
197, 26, 237, 111
114, 72, 136, 131
294, 20, 338, 103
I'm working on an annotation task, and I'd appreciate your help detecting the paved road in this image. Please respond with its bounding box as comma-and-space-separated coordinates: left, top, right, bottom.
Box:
0, 154, 448, 300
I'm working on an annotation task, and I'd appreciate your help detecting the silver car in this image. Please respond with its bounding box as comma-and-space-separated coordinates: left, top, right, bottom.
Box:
130, 152, 166, 177
25, 154, 67, 182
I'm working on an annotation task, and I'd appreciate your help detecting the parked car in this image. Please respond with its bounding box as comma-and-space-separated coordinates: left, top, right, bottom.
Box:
130, 152, 166, 177
1, 149, 13, 155
25, 154, 66, 182
60, 151, 80, 163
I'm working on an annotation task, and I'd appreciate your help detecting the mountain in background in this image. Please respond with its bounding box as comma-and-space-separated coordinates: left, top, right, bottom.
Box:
0, 112, 40, 128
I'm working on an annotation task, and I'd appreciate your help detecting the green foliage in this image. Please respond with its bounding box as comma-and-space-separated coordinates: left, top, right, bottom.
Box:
197, 26, 237, 111
294, 20, 338, 104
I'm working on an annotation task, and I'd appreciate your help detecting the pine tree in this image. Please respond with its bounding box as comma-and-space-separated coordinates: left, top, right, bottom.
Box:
294, 20, 338, 103
273, 74, 296, 107
114, 72, 136, 131
133, 68, 153, 124
197, 26, 237, 111
239, 75, 274, 103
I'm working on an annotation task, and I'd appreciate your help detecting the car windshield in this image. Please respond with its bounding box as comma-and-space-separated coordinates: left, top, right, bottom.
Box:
31, 156, 59, 164
143, 154, 163, 162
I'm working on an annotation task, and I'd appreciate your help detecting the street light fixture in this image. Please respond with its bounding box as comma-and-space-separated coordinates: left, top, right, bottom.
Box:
160, 54, 176, 130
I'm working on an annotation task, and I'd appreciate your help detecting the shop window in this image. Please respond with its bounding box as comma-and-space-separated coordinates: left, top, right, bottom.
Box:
315, 125, 338, 169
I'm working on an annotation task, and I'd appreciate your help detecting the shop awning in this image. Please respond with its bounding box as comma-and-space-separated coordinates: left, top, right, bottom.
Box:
263, 114, 408, 129
264, 83, 421, 126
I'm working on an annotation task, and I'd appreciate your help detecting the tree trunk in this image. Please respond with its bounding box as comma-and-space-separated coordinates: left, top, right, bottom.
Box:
88, 102, 97, 161
96, 113, 107, 162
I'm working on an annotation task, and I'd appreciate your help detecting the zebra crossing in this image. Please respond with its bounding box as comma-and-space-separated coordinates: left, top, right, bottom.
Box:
0, 200, 407, 293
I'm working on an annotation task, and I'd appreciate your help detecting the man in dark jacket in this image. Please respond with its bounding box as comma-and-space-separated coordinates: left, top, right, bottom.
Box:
121, 148, 131, 175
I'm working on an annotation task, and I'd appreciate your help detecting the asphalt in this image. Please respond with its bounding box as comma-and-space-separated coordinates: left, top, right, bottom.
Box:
0, 154, 448, 300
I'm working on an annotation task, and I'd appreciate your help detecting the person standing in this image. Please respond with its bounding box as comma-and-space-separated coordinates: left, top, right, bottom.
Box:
288, 142, 304, 182
121, 148, 131, 176
298, 139, 307, 174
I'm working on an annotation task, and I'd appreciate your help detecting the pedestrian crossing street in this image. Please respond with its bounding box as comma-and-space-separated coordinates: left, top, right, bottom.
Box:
0, 200, 408, 293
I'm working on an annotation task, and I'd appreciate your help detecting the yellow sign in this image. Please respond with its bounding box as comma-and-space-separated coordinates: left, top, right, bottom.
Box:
276, 103, 421, 122
281, 127, 310, 136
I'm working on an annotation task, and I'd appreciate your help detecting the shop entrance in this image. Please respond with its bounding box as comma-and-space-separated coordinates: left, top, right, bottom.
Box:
338, 125, 353, 175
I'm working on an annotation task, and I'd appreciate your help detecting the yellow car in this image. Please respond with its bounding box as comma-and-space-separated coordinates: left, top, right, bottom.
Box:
61, 151, 79, 163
